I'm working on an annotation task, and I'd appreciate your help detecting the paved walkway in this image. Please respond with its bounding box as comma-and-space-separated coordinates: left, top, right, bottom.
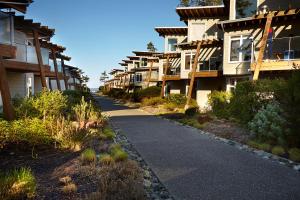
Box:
95, 95, 300, 200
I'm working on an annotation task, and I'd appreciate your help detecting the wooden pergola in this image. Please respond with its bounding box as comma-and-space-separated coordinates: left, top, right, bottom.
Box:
0, 0, 32, 13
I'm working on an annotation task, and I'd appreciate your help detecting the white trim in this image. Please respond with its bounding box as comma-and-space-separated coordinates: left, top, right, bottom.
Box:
228, 35, 253, 63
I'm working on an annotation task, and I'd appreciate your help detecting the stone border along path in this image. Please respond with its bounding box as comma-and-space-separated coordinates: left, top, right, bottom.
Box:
96, 95, 300, 200
112, 123, 174, 200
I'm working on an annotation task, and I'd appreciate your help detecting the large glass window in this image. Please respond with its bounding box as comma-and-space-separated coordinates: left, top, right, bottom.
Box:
168, 38, 177, 52
134, 62, 140, 68
135, 73, 142, 82
140, 58, 147, 67
0, 12, 12, 44
230, 36, 252, 62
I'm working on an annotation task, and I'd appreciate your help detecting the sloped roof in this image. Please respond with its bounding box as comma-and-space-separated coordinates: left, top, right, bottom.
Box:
155, 27, 188, 37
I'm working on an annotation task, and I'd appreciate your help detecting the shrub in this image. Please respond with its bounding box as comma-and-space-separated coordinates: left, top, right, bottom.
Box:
107, 89, 126, 99
0, 168, 36, 200
230, 80, 283, 124
141, 97, 165, 107
110, 144, 128, 162
138, 86, 161, 99
257, 143, 271, 152
88, 160, 145, 200
0, 120, 10, 149
208, 91, 231, 118
81, 148, 97, 164
167, 94, 186, 107
185, 106, 198, 117
248, 102, 286, 145
288, 148, 300, 162
271, 146, 285, 156
62, 183, 77, 194
100, 154, 115, 165
247, 140, 261, 149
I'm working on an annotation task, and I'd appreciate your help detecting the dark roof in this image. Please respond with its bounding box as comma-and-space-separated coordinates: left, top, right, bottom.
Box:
132, 51, 162, 57
176, 5, 228, 21
40, 40, 66, 52
155, 27, 188, 37
0, 0, 32, 13
119, 63, 128, 66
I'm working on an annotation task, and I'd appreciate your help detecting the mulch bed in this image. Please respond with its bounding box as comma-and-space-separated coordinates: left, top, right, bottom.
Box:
0, 139, 109, 200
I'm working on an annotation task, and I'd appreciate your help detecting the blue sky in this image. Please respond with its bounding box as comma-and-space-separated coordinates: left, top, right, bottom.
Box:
26, 0, 185, 88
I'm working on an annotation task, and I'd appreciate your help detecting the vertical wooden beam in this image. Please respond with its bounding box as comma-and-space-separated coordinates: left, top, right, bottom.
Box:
61, 58, 68, 90
33, 30, 47, 88
253, 16, 273, 80
48, 78, 53, 91
0, 57, 14, 120
186, 42, 202, 107
51, 49, 61, 91
161, 55, 170, 98
147, 61, 154, 88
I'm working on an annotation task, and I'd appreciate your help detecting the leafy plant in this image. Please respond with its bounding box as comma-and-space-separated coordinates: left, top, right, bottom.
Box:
208, 91, 231, 118
110, 144, 128, 162
167, 94, 187, 107
141, 97, 165, 107
100, 154, 115, 165
271, 146, 285, 156
102, 127, 115, 140
288, 148, 300, 162
248, 102, 287, 145
0, 168, 36, 200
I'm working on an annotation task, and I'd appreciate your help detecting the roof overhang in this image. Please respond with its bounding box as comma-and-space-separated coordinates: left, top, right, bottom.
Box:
157, 52, 181, 59
176, 5, 228, 22
40, 40, 66, 52
218, 9, 300, 31
127, 56, 140, 60
122, 60, 133, 64
119, 63, 128, 66
132, 51, 162, 57
0, 0, 32, 13
155, 27, 188, 37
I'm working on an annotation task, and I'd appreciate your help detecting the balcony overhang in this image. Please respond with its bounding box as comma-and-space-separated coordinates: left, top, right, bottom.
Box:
177, 39, 222, 50
164, 75, 181, 81
188, 70, 223, 78
251, 60, 300, 71
3, 59, 50, 73
0, 44, 17, 59
132, 51, 162, 57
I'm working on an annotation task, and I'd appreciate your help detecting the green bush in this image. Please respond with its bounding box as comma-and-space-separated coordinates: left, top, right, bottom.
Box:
271, 146, 285, 156
230, 80, 283, 124
247, 140, 261, 149
0, 168, 36, 200
107, 89, 127, 99
110, 144, 128, 162
248, 102, 286, 145
185, 106, 198, 117
163, 102, 178, 111
138, 86, 161, 99
141, 97, 165, 107
81, 148, 97, 164
102, 127, 115, 140
208, 91, 231, 118
167, 94, 187, 107
288, 148, 300, 162
100, 154, 115, 165
257, 143, 271, 152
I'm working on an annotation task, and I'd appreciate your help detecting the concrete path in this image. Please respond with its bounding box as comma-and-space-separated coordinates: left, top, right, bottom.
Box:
95, 95, 300, 200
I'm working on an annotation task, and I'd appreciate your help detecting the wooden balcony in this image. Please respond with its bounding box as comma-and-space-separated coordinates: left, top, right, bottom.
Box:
0, 44, 17, 59
3, 59, 50, 73
188, 70, 222, 78
251, 60, 300, 71
164, 75, 181, 81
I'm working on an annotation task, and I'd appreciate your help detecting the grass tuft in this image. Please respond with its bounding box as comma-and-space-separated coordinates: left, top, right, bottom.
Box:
0, 168, 36, 200
81, 148, 97, 164
62, 183, 77, 194
289, 148, 300, 162
100, 154, 115, 165
271, 146, 285, 156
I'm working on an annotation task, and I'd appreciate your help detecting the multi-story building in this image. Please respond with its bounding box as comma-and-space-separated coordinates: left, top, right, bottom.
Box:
0, 0, 83, 119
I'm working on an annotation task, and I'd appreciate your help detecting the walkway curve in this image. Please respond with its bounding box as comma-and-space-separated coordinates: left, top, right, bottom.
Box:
95, 95, 300, 200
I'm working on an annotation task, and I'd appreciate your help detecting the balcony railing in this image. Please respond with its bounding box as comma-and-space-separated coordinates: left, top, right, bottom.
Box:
178, 0, 223, 7
198, 57, 222, 71
252, 36, 300, 63
10, 42, 49, 65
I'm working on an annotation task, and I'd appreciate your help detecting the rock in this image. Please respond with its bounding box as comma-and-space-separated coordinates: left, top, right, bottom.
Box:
144, 179, 152, 188
293, 165, 300, 171
144, 170, 151, 179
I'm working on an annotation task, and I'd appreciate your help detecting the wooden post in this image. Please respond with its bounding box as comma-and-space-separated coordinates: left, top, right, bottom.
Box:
33, 30, 47, 88
161, 55, 170, 98
147, 61, 154, 88
51, 49, 61, 91
49, 78, 53, 91
186, 41, 202, 107
61, 58, 68, 90
253, 16, 273, 80
0, 57, 14, 120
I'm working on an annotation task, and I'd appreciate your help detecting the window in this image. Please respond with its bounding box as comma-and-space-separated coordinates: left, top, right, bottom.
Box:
140, 58, 147, 67
167, 38, 177, 52
134, 62, 140, 68
229, 35, 252, 62
185, 52, 195, 70
135, 73, 142, 82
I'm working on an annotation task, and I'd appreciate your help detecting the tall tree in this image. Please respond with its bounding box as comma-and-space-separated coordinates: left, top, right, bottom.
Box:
100, 71, 109, 83
147, 42, 157, 52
